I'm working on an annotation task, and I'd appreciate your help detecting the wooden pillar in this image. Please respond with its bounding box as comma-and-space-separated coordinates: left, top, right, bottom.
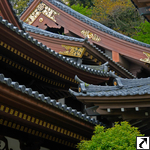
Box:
112, 51, 119, 62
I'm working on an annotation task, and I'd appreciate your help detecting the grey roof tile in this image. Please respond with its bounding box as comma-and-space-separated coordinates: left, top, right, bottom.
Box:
69, 77, 150, 97
0, 73, 100, 125
23, 22, 134, 77
0, 16, 116, 78
21, 0, 150, 48
23, 23, 84, 42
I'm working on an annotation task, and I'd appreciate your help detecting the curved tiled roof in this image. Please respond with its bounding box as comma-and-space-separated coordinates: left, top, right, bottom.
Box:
23, 23, 135, 78
69, 77, 150, 97
23, 22, 85, 42
84, 39, 135, 78
0, 73, 102, 125
20, 0, 150, 48
0, 16, 117, 78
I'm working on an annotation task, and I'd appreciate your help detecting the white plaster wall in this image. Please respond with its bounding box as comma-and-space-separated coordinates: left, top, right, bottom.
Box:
5, 136, 21, 150
58, 98, 65, 104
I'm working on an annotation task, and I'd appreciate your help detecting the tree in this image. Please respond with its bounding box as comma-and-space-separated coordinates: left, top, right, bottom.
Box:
67, 0, 93, 8
71, 4, 92, 17
91, 0, 144, 36
77, 121, 143, 150
10, 0, 29, 15
133, 21, 150, 44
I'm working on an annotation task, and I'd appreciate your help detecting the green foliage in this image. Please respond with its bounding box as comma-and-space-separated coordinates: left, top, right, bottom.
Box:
68, 0, 93, 8
67, 0, 93, 8
10, 0, 29, 15
91, 0, 144, 37
133, 21, 150, 44
71, 4, 92, 17
77, 121, 143, 150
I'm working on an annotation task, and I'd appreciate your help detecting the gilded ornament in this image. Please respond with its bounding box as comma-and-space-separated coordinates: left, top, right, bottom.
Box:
59, 45, 86, 58
25, 2, 59, 25
81, 30, 101, 42
140, 52, 150, 64
39, 18, 44, 22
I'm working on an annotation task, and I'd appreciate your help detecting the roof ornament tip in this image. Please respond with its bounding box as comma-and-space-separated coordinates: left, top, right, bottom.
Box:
75, 75, 84, 83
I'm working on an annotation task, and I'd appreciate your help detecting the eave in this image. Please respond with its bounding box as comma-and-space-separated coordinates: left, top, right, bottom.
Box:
0, 17, 110, 87
0, 74, 99, 148
20, 0, 150, 63
23, 23, 135, 78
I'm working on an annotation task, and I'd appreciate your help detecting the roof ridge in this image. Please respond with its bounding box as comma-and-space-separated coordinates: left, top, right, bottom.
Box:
84, 41, 135, 78
0, 16, 117, 78
20, 0, 150, 48
47, 0, 150, 48
23, 22, 85, 42
23, 22, 135, 78
69, 76, 150, 97
0, 73, 103, 125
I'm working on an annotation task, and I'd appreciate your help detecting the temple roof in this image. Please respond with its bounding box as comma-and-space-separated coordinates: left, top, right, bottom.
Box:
0, 73, 101, 125
0, 16, 118, 78
20, 0, 150, 49
69, 76, 150, 97
23, 22, 85, 42
23, 23, 135, 78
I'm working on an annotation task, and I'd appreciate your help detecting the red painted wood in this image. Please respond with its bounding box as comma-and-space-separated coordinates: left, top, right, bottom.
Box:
20, 0, 150, 62
112, 51, 119, 62
0, 24, 109, 84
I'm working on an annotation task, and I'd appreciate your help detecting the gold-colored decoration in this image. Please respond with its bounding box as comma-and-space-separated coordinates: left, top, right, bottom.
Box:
78, 87, 81, 93
0, 105, 4, 111
114, 81, 117, 86
25, 2, 60, 25
1, 41, 77, 84
140, 52, 150, 64
5, 107, 9, 113
59, 45, 86, 58
39, 18, 44, 22
81, 30, 101, 42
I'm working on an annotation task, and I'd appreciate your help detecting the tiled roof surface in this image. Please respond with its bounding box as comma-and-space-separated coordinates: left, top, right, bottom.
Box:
20, 0, 150, 48
0, 73, 102, 125
23, 23, 135, 78
69, 77, 150, 97
0, 16, 117, 78
23, 23, 85, 42
84, 39, 135, 78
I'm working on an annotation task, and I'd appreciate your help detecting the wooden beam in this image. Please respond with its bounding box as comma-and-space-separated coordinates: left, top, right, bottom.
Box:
138, 0, 150, 2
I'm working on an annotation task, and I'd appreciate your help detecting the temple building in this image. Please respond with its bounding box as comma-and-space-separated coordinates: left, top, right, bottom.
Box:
0, 0, 150, 149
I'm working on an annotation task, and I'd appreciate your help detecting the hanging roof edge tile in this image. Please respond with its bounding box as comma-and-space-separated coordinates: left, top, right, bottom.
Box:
69, 76, 150, 97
